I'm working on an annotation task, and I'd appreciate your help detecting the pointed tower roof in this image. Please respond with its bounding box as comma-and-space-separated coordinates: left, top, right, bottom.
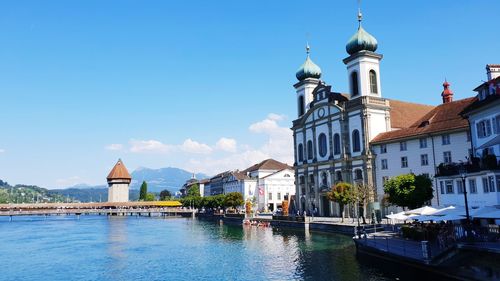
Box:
441, 80, 454, 103
107, 159, 132, 181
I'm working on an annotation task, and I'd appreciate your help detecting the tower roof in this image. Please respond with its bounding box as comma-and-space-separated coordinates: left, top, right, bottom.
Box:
107, 159, 132, 181
346, 10, 378, 55
296, 44, 322, 81
441, 80, 454, 103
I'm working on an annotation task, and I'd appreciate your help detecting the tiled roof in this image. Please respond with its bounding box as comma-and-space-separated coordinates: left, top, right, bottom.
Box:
232, 171, 250, 180
371, 97, 476, 143
107, 159, 132, 181
243, 159, 292, 173
387, 99, 435, 129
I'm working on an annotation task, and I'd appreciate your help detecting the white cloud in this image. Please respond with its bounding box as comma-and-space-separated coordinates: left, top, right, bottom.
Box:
215, 137, 237, 153
129, 139, 173, 153
0, 149, 4, 153
56, 176, 83, 187
105, 144, 123, 151
181, 139, 213, 154
249, 113, 287, 134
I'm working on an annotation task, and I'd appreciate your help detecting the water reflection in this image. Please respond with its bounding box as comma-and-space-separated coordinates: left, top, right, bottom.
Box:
105, 217, 129, 281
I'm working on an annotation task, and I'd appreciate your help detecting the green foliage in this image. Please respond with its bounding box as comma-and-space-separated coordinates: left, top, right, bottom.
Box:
327, 182, 356, 221
159, 189, 172, 201
0, 189, 9, 203
187, 184, 200, 197
383, 174, 433, 209
224, 192, 244, 210
139, 181, 148, 201
145, 192, 156, 201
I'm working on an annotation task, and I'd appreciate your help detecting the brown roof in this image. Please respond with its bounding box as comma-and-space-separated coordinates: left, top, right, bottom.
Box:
232, 171, 250, 180
243, 159, 292, 173
388, 99, 435, 129
107, 159, 132, 181
372, 97, 477, 143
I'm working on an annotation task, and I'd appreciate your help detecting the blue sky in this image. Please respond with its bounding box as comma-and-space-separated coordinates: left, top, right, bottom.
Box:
0, 1, 498, 188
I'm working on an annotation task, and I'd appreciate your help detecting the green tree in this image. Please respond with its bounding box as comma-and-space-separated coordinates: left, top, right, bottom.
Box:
327, 182, 356, 222
224, 192, 244, 212
187, 184, 200, 197
145, 193, 156, 201
139, 181, 148, 201
383, 174, 434, 210
159, 189, 172, 201
0, 189, 9, 203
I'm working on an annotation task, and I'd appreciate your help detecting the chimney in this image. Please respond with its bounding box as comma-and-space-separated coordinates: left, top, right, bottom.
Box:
441, 80, 453, 103
486, 64, 500, 80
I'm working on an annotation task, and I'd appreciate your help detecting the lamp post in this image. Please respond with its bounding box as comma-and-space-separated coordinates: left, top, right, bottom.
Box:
459, 164, 470, 223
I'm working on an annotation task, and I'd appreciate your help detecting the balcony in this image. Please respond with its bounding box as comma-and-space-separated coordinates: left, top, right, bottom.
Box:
436, 156, 500, 177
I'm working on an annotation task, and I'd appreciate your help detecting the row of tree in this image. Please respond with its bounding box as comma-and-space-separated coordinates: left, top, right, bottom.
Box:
327, 173, 433, 221
179, 184, 244, 211
138, 181, 173, 202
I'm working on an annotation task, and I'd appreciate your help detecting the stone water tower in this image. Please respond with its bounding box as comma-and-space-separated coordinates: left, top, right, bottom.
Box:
107, 159, 131, 202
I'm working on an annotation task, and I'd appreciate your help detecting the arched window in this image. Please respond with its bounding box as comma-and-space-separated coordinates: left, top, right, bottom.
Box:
307, 140, 313, 160
333, 133, 341, 155
352, 130, 361, 152
318, 133, 327, 157
298, 96, 305, 116
335, 171, 343, 182
351, 71, 359, 96
369, 70, 378, 94
355, 169, 363, 181
321, 172, 328, 187
298, 143, 304, 162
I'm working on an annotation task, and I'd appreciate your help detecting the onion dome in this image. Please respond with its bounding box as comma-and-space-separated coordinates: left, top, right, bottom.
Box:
346, 10, 378, 55
296, 44, 322, 81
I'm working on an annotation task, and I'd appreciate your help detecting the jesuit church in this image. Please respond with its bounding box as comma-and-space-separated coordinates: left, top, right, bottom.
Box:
292, 10, 432, 216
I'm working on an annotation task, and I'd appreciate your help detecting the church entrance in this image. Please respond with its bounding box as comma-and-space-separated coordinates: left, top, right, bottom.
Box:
321, 195, 330, 217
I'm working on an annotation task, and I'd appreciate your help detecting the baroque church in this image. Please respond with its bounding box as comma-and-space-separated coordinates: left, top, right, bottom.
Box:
292, 10, 428, 216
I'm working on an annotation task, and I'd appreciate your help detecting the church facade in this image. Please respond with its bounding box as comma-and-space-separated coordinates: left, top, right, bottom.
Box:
292, 11, 431, 216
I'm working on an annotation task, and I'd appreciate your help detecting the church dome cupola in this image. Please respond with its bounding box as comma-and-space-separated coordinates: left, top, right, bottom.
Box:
346, 10, 378, 55
296, 44, 322, 81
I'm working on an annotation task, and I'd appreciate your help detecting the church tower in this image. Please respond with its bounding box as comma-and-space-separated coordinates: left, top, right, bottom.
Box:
343, 9, 382, 99
294, 44, 322, 117
107, 159, 131, 202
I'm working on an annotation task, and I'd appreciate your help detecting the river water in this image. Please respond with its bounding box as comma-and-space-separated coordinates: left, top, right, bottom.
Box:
0, 216, 403, 281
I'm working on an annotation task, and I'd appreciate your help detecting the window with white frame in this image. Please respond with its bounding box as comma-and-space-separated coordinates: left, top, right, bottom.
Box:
421, 154, 429, 166
380, 144, 387, 154
495, 115, 500, 134
469, 178, 477, 194
482, 177, 489, 193
445, 180, 454, 194
477, 120, 492, 138
496, 176, 500, 192
277, 192, 281, 200
442, 134, 450, 145
381, 159, 388, 170
401, 156, 408, 168
456, 179, 464, 194
400, 141, 407, 151
440, 181, 445, 194
419, 138, 427, 148
268, 192, 273, 200
443, 151, 452, 164
489, 176, 495, 192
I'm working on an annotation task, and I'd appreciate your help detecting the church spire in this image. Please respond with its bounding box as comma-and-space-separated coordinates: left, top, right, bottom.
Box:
441, 79, 454, 104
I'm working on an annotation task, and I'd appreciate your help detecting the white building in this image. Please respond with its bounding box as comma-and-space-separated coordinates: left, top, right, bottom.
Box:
222, 171, 257, 203
436, 65, 500, 208
181, 175, 209, 197
243, 159, 295, 212
371, 82, 475, 210
292, 11, 434, 216
107, 159, 131, 202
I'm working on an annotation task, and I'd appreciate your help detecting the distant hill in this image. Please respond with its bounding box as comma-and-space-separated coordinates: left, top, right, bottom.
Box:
54, 167, 210, 202
0, 179, 69, 203
129, 167, 209, 192
49, 188, 139, 202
